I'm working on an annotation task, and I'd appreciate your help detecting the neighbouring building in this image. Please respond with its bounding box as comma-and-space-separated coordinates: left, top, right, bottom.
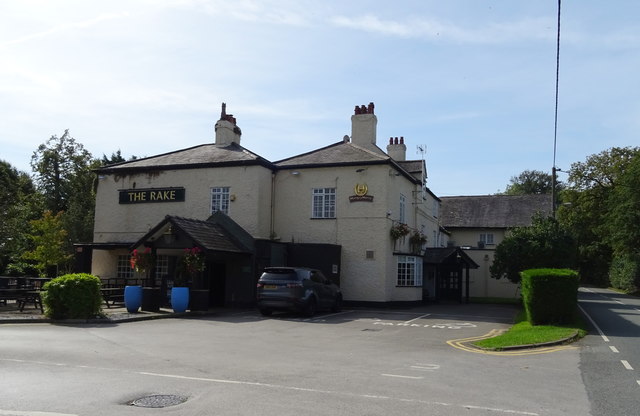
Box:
439, 194, 553, 299
77, 103, 480, 308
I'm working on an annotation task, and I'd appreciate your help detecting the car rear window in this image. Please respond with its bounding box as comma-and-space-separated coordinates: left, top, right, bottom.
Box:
260, 270, 300, 281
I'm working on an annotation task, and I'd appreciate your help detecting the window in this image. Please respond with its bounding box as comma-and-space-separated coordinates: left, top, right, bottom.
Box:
397, 256, 423, 287
312, 188, 336, 218
480, 233, 494, 245
117, 255, 133, 279
399, 194, 406, 224
211, 187, 230, 214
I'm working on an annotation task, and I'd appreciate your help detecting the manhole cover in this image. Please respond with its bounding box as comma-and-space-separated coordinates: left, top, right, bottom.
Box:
130, 394, 188, 408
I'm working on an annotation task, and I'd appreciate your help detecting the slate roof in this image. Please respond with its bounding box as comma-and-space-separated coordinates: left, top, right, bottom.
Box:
169, 216, 252, 253
423, 247, 479, 268
274, 141, 389, 167
439, 194, 553, 229
274, 140, 422, 184
96, 143, 274, 173
131, 215, 252, 254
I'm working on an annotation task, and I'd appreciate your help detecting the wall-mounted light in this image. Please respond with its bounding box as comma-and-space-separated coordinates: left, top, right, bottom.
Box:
230, 194, 236, 201
291, 171, 300, 176
356, 168, 367, 173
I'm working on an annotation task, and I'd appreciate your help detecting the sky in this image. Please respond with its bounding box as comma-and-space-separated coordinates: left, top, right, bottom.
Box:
1, 1, 638, 197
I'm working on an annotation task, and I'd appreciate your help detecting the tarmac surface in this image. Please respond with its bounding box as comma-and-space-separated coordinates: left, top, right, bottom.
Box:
0, 298, 215, 324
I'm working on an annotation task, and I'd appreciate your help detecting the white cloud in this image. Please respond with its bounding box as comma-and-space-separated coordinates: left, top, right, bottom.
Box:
329, 14, 555, 44
0, 12, 130, 48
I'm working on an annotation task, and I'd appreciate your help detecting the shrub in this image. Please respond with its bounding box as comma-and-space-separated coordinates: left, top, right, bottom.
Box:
521, 268, 579, 325
41, 273, 103, 319
609, 255, 639, 293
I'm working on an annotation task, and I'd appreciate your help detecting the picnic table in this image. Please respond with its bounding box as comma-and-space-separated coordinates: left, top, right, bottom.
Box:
0, 288, 43, 312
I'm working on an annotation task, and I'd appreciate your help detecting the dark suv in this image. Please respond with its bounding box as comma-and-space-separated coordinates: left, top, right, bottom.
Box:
256, 267, 342, 317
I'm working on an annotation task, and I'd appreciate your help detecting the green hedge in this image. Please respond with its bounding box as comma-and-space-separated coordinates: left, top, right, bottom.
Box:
521, 268, 579, 325
609, 255, 639, 293
41, 273, 103, 319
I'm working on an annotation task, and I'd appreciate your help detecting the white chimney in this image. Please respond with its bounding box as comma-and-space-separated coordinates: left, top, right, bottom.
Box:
351, 102, 377, 151
387, 137, 407, 161
215, 103, 242, 146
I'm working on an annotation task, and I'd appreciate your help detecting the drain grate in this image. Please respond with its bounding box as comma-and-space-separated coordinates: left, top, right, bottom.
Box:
130, 394, 188, 408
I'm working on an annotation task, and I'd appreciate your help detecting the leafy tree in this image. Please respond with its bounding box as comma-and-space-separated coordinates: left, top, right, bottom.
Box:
558, 146, 640, 286
31, 130, 93, 213
504, 170, 560, 195
490, 215, 576, 284
0, 160, 43, 274
100, 149, 138, 166
30, 130, 97, 247
23, 211, 72, 277
604, 153, 640, 255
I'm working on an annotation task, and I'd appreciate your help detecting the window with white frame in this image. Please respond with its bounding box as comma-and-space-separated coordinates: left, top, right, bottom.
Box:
399, 193, 406, 224
211, 187, 230, 214
397, 255, 423, 287
312, 188, 336, 218
480, 233, 494, 245
117, 255, 133, 279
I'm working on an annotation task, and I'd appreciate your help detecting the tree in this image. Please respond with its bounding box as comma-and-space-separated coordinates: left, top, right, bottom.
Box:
490, 214, 576, 284
22, 211, 72, 277
558, 146, 640, 286
30, 130, 97, 247
100, 149, 138, 166
31, 130, 93, 213
604, 153, 640, 255
0, 160, 42, 274
504, 170, 560, 195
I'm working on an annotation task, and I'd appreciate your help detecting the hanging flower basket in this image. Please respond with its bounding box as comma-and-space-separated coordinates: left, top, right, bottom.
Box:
409, 232, 427, 254
390, 223, 411, 240
130, 248, 155, 274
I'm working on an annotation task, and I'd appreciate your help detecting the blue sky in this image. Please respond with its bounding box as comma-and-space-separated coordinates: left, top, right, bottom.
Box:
1, 1, 638, 196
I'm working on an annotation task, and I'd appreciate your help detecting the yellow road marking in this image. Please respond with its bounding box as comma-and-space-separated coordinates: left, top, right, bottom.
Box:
447, 330, 577, 356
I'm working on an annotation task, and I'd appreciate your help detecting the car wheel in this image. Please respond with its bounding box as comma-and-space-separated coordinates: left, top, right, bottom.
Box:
331, 295, 342, 312
259, 308, 272, 316
304, 297, 317, 317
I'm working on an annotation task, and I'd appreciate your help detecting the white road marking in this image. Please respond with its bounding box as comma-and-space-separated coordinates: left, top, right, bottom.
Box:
403, 313, 431, 324
381, 374, 424, 379
3, 358, 539, 415
610, 346, 619, 353
621, 360, 634, 370
637, 380, 640, 387
410, 364, 440, 371
578, 304, 609, 342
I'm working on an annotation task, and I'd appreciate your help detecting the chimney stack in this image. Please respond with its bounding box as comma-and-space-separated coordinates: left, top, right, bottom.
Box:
351, 102, 378, 151
215, 102, 242, 146
386, 136, 407, 161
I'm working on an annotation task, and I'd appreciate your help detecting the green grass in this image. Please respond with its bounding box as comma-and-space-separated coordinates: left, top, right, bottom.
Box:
473, 310, 587, 350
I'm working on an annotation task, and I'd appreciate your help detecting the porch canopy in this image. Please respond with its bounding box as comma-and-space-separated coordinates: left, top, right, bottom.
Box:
423, 247, 478, 303
130, 212, 254, 254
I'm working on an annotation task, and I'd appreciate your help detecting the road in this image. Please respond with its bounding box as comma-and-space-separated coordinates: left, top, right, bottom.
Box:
578, 287, 640, 416
1, 303, 591, 415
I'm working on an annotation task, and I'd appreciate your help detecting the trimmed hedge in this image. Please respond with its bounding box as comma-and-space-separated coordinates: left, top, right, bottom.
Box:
609, 254, 639, 293
41, 273, 103, 319
521, 268, 579, 325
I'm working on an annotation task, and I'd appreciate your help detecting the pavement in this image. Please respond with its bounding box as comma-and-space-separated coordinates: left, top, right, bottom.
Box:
0, 299, 219, 324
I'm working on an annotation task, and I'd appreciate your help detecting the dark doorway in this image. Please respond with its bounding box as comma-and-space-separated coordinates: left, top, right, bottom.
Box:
438, 268, 462, 302
210, 262, 226, 307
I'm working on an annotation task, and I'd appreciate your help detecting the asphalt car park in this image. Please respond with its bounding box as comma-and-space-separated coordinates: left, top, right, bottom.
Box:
0, 303, 591, 416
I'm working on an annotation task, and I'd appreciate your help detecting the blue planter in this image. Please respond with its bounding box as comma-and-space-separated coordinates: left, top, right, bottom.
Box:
124, 285, 142, 313
171, 287, 189, 313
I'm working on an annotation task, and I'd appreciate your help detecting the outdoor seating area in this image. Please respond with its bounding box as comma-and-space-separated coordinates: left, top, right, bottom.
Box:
99, 278, 146, 308
0, 276, 50, 312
